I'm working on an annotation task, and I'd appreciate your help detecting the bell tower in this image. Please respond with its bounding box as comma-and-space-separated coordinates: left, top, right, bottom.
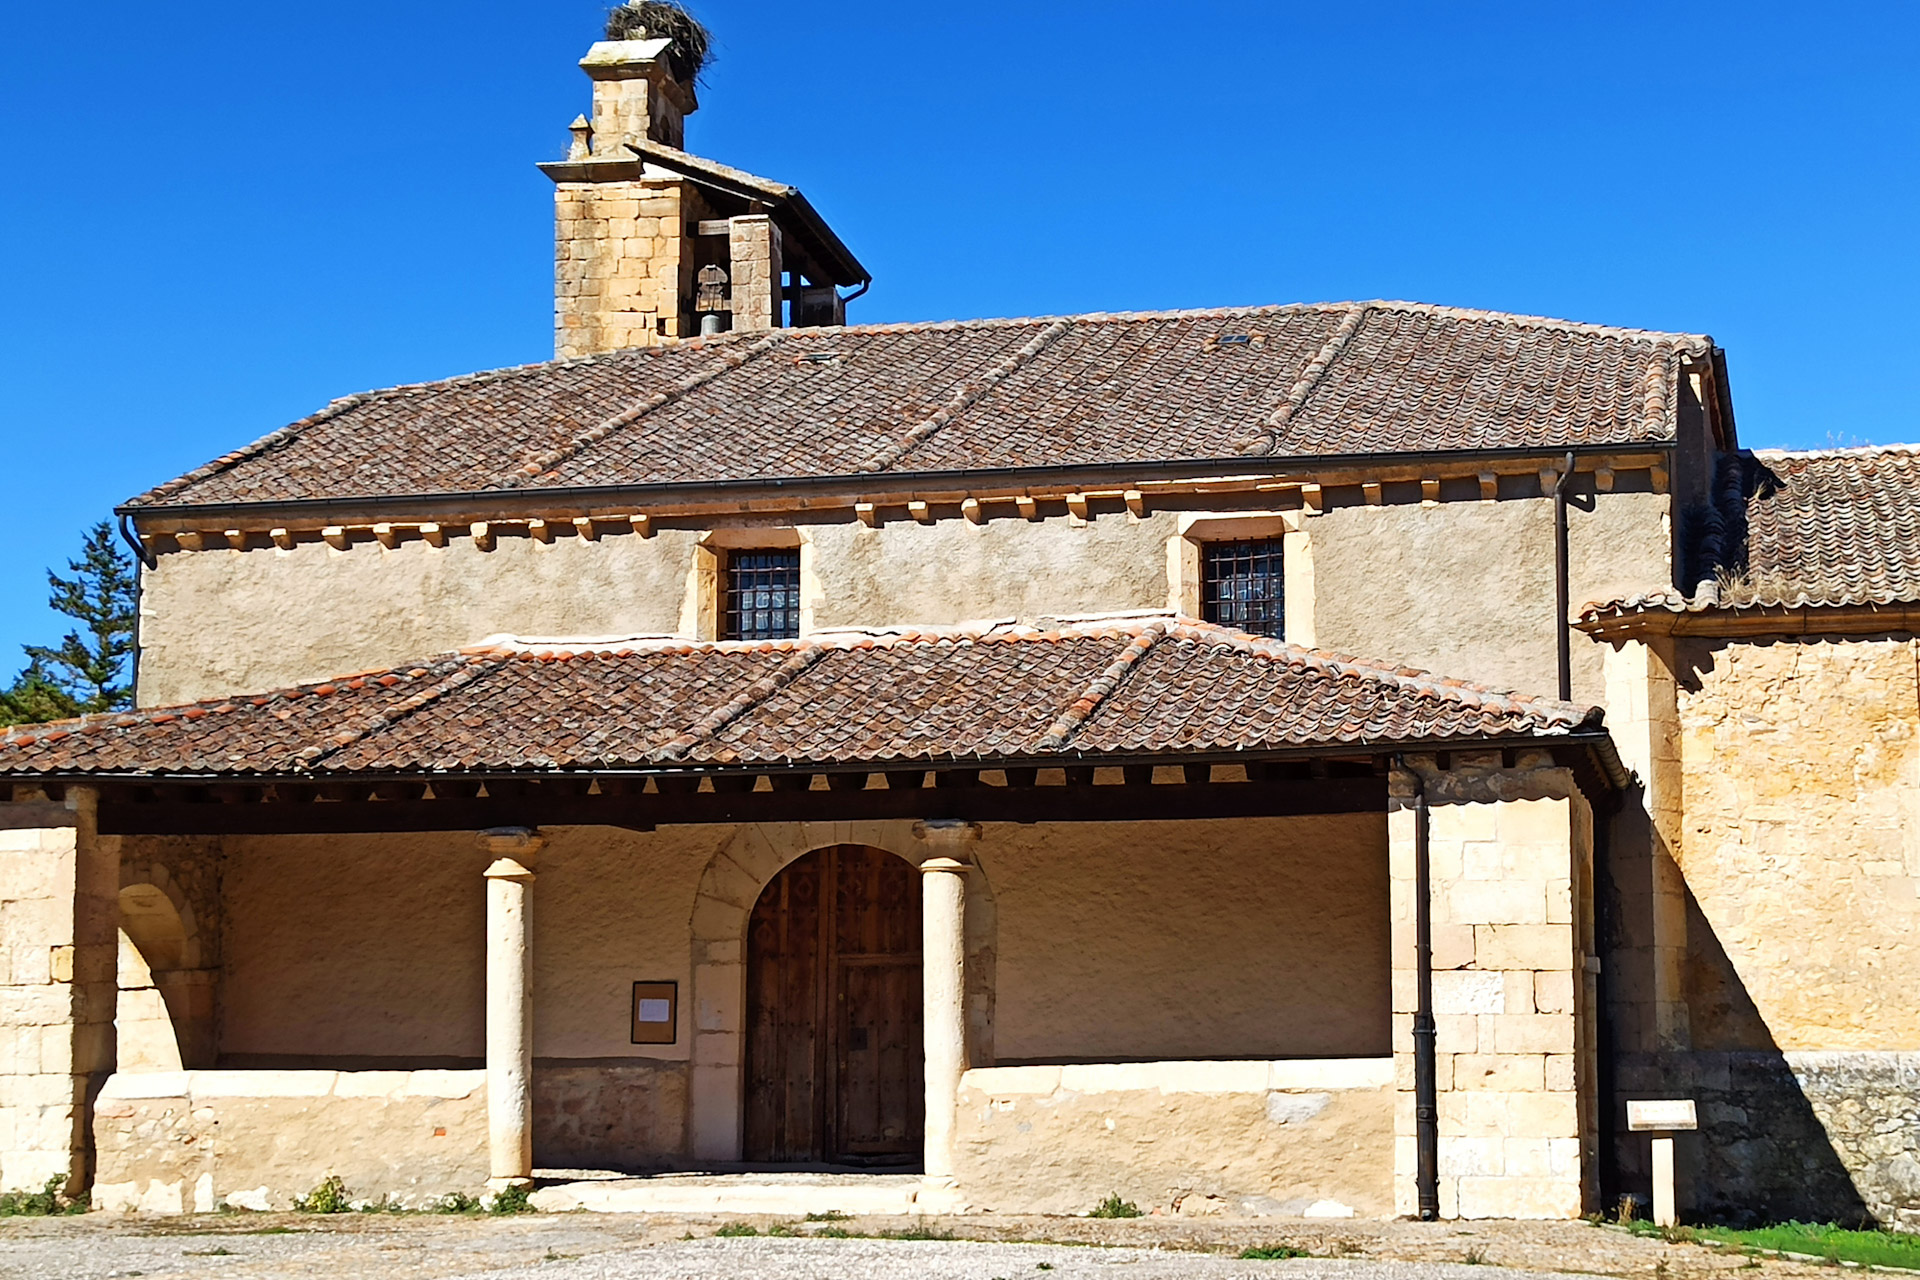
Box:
538, 8, 870, 358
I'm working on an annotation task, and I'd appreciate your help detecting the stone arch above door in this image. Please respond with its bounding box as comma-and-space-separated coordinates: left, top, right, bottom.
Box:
685, 821, 996, 1162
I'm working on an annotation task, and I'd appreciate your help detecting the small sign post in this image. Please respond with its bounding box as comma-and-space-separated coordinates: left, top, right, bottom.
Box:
1627, 1099, 1698, 1227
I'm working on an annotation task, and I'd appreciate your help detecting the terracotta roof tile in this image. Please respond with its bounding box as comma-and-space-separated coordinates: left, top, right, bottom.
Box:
0, 618, 1599, 779
127, 302, 1712, 511
1581, 446, 1920, 621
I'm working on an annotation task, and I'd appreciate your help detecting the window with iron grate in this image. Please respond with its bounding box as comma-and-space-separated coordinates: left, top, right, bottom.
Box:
724, 549, 801, 640
1201, 539, 1285, 638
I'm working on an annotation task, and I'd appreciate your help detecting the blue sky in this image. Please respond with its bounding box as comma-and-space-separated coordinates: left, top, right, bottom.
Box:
1, 1, 1915, 670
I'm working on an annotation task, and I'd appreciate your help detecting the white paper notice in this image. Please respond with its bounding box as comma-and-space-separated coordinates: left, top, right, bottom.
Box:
637, 998, 672, 1024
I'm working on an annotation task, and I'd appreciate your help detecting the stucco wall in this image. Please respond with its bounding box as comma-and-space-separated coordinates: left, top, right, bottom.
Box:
1312, 492, 1669, 704
956, 1059, 1393, 1217
224, 817, 1384, 1068
985, 814, 1389, 1062
1674, 635, 1920, 1051
136, 490, 1669, 708
137, 531, 701, 706
805, 513, 1178, 631
220, 825, 729, 1064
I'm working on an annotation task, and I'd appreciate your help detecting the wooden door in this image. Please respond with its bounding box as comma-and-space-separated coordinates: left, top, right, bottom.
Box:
745, 846, 923, 1165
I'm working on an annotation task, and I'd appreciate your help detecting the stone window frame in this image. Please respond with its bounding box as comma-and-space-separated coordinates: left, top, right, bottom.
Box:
683, 529, 818, 641
1167, 512, 1316, 647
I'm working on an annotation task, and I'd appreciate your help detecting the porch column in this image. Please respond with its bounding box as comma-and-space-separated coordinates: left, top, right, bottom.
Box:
915, 820, 978, 1192
480, 828, 544, 1191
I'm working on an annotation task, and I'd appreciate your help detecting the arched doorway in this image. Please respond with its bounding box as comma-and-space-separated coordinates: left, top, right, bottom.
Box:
744, 845, 923, 1165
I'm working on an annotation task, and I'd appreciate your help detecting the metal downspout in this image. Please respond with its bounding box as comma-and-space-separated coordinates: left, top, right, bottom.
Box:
1404, 758, 1440, 1220
117, 514, 154, 709
1553, 450, 1576, 702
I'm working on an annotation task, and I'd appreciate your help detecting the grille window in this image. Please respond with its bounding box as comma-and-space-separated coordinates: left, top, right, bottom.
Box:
724, 549, 801, 640
1201, 539, 1285, 638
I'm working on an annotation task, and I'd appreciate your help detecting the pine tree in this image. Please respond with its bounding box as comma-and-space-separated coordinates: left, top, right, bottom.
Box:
0, 522, 137, 727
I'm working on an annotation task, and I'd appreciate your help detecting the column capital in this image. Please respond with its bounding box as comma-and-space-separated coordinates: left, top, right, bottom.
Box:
478, 827, 546, 858
913, 819, 981, 855
483, 857, 537, 882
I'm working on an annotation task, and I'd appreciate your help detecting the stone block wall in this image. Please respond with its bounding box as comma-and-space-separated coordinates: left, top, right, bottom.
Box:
1606, 632, 1920, 1229
1390, 759, 1598, 1219
92, 1070, 488, 1211
0, 796, 117, 1193
726, 215, 782, 332
1615, 1050, 1920, 1230
955, 1059, 1393, 1217
556, 179, 711, 357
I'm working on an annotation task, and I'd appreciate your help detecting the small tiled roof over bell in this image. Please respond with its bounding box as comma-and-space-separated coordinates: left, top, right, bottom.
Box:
127, 302, 1714, 511
0, 618, 1603, 780
1580, 446, 1920, 623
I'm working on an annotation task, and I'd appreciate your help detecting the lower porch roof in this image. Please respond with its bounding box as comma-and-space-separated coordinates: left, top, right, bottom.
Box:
0, 615, 1624, 832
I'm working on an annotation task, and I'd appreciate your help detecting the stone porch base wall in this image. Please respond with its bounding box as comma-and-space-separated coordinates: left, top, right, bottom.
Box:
1615, 1050, 1920, 1232
92, 1071, 488, 1212
955, 1058, 1393, 1217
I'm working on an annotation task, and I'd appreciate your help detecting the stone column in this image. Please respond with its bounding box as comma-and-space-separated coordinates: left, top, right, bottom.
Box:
915, 820, 978, 1194
480, 829, 544, 1191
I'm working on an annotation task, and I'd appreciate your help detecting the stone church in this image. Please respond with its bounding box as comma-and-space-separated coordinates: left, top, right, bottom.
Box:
0, 26, 1914, 1227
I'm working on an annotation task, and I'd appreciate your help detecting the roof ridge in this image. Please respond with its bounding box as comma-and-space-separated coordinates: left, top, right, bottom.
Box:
657, 643, 832, 761
1037, 620, 1170, 750
861, 317, 1076, 474
1358, 299, 1713, 347
501, 330, 789, 487
295, 654, 505, 770
1237, 303, 1371, 456
1753, 444, 1920, 459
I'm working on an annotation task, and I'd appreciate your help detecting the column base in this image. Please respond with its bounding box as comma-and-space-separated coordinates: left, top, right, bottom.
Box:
488, 1176, 535, 1194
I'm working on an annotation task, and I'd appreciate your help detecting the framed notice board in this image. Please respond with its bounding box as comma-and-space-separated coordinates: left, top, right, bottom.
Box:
631, 981, 678, 1045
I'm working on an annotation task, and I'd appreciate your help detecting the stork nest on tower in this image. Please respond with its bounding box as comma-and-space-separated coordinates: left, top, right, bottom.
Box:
605, 1, 712, 84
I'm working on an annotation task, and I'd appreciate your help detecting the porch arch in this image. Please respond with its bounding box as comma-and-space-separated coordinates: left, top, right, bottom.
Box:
685, 821, 996, 1162
115, 865, 213, 1070
116, 883, 193, 1072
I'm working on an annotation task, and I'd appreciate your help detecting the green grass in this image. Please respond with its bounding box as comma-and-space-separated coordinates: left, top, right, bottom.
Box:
874, 1226, 956, 1241
0, 1177, 85, 1217
1239, 1245, 1310, 1260
1087, 1194, 1143, 1219
1631, 1220, 1920, 1270
714, 1222, 760, 1237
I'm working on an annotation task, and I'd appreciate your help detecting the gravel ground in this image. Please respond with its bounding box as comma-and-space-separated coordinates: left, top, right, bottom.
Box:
0, 1211, 1843, 1280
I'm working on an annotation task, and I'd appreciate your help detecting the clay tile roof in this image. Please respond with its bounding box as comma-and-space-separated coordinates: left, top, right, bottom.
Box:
0, 617, 1600, 779
125, 301, 1712, 511
1580, 445, 1920, 621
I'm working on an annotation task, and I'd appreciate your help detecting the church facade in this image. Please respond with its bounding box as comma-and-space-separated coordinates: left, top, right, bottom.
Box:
0, 32, 1915, 1227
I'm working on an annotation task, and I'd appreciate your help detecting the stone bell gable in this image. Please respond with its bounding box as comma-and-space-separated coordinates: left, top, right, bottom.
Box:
536, 37, 869, 354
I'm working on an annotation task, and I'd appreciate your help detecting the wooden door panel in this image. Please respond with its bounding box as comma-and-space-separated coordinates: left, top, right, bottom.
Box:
836, 959, 923, 1157
744, 850, 824, 1162
745, 845, 923, 1166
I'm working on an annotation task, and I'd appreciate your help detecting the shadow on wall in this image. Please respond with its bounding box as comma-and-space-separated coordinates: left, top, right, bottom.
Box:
1600, 788, 1874, 1226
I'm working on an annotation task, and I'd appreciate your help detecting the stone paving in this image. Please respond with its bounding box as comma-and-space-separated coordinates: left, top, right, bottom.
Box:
0, 1211, 1856, 1280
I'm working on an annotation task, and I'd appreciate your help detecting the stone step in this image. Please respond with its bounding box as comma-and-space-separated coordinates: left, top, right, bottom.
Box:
529, 1171, 928, 1216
